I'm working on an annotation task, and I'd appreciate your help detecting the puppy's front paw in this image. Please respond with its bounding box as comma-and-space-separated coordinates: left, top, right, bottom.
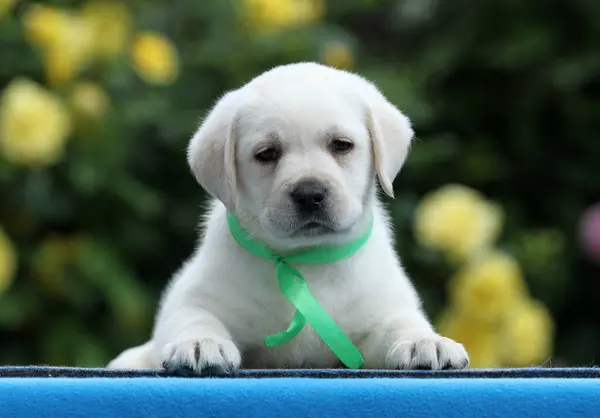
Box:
161, 337, 242, 376
386, 334, 469, 370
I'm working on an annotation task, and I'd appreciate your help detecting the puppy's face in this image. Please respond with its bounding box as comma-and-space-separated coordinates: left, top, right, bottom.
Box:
234, 94, 373, 241
188, 63, 414, 248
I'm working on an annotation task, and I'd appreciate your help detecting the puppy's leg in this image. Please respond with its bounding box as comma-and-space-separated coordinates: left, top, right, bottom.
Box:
359, 310, 469, 370
107, 341, 157, 370
155, 308, 242, 376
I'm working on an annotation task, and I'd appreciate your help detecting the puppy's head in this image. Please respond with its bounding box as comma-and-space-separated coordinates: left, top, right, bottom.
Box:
188, 63, 413, 249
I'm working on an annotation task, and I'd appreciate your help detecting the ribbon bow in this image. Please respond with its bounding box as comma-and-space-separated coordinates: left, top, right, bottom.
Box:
226, 213, 372, 369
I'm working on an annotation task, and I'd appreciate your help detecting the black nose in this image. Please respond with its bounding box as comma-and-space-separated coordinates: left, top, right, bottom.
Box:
290, 180, 327, 214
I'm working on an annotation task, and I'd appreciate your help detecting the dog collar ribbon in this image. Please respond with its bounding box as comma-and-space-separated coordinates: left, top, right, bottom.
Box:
226, 213, 371, 369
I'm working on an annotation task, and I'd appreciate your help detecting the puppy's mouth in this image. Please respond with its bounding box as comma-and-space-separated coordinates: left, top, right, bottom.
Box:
291, 220, 337, 237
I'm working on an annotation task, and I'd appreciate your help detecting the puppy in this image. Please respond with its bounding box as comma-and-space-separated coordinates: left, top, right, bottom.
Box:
107, 62, 469, 373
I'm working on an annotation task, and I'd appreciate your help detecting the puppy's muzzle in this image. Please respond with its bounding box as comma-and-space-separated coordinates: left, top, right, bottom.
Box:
290, 179, 328, 216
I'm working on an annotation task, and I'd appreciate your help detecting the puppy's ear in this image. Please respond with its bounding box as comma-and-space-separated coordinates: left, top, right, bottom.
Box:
187, 91, 239, 211
363, 86, 414, 198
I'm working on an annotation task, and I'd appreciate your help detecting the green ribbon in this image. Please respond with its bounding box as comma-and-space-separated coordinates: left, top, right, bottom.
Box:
226, 213, 372, 369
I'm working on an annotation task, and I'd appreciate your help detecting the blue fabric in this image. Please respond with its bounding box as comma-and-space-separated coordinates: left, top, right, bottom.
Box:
1, 367, 599, 418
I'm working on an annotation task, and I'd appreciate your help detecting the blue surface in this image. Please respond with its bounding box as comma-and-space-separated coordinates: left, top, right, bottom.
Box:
1, 375, 600, 418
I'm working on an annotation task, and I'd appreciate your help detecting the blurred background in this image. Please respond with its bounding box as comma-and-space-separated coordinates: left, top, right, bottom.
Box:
0, 0, 599, 369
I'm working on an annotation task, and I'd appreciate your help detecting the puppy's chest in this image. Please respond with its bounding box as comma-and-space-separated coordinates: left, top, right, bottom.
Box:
237, 263, 359, 368
210, 260, 364, 347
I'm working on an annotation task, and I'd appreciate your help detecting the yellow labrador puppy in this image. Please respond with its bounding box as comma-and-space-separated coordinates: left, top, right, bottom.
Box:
107, 63, 469, 374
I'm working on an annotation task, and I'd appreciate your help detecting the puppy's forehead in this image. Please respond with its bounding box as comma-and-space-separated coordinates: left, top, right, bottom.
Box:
237, 84, 366, 142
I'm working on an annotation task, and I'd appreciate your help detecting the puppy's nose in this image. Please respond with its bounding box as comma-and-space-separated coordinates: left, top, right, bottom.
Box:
290, 180, 328, 214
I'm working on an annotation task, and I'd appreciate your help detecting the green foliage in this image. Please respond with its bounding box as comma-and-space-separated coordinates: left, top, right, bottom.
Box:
0, 0, 599, 366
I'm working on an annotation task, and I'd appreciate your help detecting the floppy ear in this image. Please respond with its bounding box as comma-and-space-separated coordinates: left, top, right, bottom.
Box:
187, 91, 239, 211
363, 86, 414, 198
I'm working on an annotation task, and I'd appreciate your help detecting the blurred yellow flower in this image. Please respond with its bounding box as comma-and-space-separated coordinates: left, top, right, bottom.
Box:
0, 227, 17, 294
322, 41, 353, 69
414, 184, 503, 261
501, 298, 554, 367
82, 0, 132, 58
70, 81, 110, 120
22, 4, 95, 85
0, 0, 15, 18
448, 250, 527, 323
131, 32, 179, 85
46, 20, 95, 86
437, 309, 501, 368
242, 0, 324, 32
0, 78, 72, 166
22, 4, 70, 47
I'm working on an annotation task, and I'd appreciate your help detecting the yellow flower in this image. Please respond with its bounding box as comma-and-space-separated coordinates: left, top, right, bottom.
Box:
131, 32, 179, 85
22, 4, 95, 85
82, 0, 132, 58
414, 184, 503, 261
22, 4, 71, 47
0, 78, 72, 166
437, 309, 501, 368
46, 19, 95, 86
70, 81, 110, 120
0, 227, 17, 294
0, 0, 15, 18
501, 298, 554, 367
322, 41, 353, 69
242, 0, 324, 32
448, 250, 527, 323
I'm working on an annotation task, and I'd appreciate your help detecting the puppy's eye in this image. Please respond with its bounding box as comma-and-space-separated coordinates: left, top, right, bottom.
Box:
331, 139, 354, 154
255, 146, 280, 163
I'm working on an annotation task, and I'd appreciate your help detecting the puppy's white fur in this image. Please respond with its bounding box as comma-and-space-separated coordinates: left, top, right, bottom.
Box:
107, 63, 469, 372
